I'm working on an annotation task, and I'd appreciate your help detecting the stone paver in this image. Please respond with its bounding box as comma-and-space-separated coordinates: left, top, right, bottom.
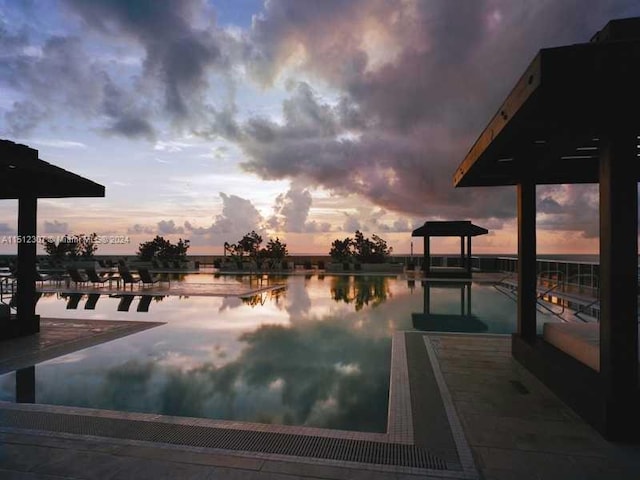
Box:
428, 333, 640, 480
3, 328, 638, 479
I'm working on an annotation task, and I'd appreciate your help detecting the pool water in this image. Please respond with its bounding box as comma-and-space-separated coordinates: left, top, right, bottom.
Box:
0, 275, 558, 432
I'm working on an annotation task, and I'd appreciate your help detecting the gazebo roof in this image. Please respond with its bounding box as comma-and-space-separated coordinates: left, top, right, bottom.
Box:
0, 139, 105, 199
412, 221, 488, 237
453, 17, 640, 188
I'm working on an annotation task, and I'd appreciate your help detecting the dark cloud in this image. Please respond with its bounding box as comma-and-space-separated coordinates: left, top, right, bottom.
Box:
3, 0, 639, 239
232, 0, 639, 236
0, 28, 154, 137
536, 185, 601, 238
4, 100, 46, 136
62, 0, 234, 120
101, 76, 155, 139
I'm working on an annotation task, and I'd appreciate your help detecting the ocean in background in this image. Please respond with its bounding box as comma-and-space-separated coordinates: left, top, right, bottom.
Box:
483, 254, 600, 263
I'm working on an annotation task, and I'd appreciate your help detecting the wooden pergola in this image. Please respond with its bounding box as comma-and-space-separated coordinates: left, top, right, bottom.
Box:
453, 18, 640, 440
411, 221, 488, 278
1, 139, 105, 339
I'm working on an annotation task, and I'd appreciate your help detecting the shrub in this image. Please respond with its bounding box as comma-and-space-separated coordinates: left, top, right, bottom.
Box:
329, 231, 392, 264
138, 236, 190, 261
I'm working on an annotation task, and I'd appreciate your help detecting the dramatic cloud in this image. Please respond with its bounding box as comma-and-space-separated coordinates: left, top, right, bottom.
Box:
268, 185, 331, 233
63, 0, 236, 121
536, 185, 600, 238
2, 0, 637, 244
231, 1, 636, 235
184, 192, 265, 244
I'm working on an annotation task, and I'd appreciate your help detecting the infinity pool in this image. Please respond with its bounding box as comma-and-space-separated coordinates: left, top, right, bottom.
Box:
0, 274, 557, 432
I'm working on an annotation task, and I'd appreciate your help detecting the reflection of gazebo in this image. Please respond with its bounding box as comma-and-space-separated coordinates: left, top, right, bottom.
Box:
1, 139, 104, 339
453, 18, 640, 440
412, 281, 488, 333
411, 221, 488, 278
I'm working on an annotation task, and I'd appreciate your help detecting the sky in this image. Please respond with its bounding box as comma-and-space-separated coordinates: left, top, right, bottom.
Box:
1, 0, 639, 255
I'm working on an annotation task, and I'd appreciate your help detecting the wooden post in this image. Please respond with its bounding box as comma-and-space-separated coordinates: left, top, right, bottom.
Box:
517, 180, 537, 341
16, 196, 38, 334
599, 129, 638, 401
467, 235, 472, 275
424, 236, 430, 274
460, 236, 465, 270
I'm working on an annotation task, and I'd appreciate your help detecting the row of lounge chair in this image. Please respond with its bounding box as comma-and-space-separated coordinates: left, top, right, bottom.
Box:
66, 265, 169, 289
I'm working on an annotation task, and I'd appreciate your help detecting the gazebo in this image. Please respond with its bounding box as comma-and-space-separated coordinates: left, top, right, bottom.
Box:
1, 139, 105, 339
411, 221, 488, 278
453, 18, 640, 440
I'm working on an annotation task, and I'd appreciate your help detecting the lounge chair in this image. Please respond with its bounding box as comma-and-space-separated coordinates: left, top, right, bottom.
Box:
35, 270, 58, 285
86, 267, 109, 287
138, 267, 169, 287
67, 267, 89, 287
118, 265, 140, 289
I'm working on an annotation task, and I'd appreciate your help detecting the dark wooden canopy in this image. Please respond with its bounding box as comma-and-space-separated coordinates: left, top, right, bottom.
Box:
412, 221, 488, 238
0, 140, 104, 199
411, 221, 488, 278
454, 17, 640, 188
452, 17, 640, 441
1, 138, 105, 340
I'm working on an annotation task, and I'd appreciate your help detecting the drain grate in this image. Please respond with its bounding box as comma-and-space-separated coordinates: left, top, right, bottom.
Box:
0, 408, 448, 470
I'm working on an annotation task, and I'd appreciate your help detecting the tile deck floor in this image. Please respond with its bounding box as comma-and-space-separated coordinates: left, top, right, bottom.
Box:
1, 319, 639, 479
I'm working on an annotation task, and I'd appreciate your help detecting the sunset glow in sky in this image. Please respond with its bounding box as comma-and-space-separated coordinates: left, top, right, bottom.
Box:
1, 1, 639, 255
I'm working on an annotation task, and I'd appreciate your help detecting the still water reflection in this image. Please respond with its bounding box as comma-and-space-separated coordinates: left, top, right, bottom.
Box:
0, 275, 550, 432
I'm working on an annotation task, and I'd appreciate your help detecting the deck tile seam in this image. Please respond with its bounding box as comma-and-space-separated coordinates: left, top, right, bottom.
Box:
423, 335, 480, 480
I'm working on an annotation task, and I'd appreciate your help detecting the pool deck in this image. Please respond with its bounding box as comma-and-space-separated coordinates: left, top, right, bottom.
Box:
2, 318, 639, 479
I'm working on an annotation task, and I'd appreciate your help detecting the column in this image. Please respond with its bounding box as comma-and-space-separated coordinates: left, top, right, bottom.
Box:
467, 235, 472, 275
424, 236, 430, 274
599, 129, 638, 399
16, 196, 38, 334
517, 180, 537, 341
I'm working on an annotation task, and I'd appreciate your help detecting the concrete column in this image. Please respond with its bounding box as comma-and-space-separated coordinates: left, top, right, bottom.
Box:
517, 180, 537, 341
16, 196, 38, 334
599, 130, 638, 398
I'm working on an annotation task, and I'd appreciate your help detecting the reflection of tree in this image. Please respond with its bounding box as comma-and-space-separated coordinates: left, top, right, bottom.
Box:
330, 276, 391, 311
241, 288, 286, 308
